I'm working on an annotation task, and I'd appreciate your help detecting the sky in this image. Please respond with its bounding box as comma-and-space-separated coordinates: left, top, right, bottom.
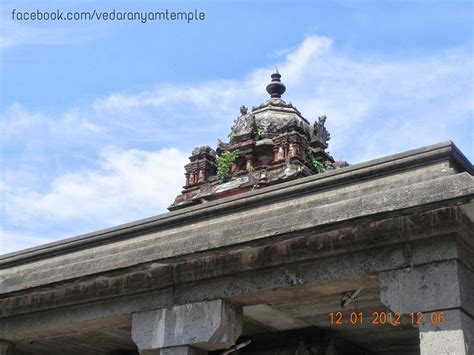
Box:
1, 0, 473, 255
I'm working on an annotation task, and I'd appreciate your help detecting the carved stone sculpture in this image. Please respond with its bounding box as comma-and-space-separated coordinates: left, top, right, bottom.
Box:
312, 115, 331, 147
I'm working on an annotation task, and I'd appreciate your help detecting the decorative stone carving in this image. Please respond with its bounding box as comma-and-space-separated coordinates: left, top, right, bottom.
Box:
184, 145, 217, 188
192, 145, 216, 157
230, 112, 256, 138
198, 170, 205, 182
311, 115, 330, 148
277, 146, 284, 161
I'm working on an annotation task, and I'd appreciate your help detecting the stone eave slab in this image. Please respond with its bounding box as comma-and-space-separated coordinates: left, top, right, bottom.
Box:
0, 141, 472, 275
0, 173, 472, 295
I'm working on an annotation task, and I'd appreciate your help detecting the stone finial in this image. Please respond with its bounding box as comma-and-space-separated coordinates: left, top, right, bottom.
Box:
266, 70, 286, 99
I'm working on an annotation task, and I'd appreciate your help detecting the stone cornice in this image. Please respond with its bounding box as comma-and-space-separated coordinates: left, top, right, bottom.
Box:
0, 141, 472, 270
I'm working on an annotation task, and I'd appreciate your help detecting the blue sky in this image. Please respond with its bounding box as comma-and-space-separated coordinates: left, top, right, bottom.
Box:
1, 0, 473, 254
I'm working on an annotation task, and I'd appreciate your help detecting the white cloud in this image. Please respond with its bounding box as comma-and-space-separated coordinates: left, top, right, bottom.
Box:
0, 18, 104, 50
2, 103, 102, 138
2, 34, 473, 254
91, 36, 473, 162
0, 0, 110, 50
6, 35, 470, 162
0, 228, 49, 255
1, 147, 187, 254
7, 147, 187, 224
280, 36, 332, 85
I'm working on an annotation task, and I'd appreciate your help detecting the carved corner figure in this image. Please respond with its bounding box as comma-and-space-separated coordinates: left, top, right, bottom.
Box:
230, 106, 257, 141
312, 115, 331, 148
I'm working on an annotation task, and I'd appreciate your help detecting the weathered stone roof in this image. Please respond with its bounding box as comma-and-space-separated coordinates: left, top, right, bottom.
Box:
169, 71, 336, 210
232, 100, 310, 138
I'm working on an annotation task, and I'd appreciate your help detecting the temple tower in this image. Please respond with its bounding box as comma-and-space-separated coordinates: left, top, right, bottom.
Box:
169, 71, 342, 210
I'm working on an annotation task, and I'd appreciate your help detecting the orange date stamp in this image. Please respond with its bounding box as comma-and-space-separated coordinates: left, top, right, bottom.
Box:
328, 311, 446, 326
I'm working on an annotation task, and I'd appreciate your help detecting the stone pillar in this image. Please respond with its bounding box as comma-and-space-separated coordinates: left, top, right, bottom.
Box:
282, 141, 288, 159
418, 309, 473, 355
380, 260, 473, 355
132, 299, 242, 354
245, 154, 253, 172
0, 340, 15, 355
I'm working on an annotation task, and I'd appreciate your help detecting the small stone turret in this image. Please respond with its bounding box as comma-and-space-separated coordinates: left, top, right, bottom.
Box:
184, 145, 216, 188
169, 71, 342, 211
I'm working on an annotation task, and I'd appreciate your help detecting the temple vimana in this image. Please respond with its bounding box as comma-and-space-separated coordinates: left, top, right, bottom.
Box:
170, 71, 347, 210
0, 71, 472, 355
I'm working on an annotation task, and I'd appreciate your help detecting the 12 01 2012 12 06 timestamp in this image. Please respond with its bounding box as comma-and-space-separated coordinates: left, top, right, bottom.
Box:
328, 311, 445, 326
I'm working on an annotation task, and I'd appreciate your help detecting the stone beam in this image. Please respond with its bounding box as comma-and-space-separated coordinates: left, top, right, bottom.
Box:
131, 299, 242, 353
380, 260, 474, 354
2, 206, 471, 319
0, 235, 465, 340
380, 260, 474, 317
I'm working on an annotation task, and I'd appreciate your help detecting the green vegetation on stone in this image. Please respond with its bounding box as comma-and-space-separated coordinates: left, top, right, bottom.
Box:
306, 149, 326, 174
216, 150, 238, 182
